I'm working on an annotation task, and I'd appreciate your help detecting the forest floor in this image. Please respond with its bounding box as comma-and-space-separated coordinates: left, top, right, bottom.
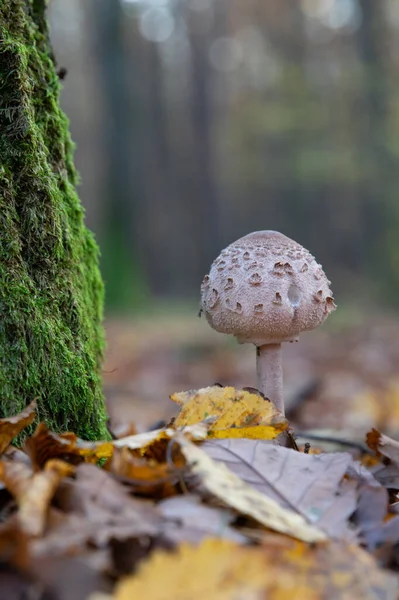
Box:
2, 312, 399, 599
104, 312, 399, 442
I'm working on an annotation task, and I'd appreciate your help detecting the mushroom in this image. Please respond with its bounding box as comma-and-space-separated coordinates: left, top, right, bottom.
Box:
200, 231, 336, 415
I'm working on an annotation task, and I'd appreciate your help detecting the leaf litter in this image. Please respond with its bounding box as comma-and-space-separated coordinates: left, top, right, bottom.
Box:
0, 388, 398, 598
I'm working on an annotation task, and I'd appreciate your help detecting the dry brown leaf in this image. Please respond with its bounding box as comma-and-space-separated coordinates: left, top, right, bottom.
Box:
25, 423, 114, 469
202, 438, 359, 539
177, 434, 326, 542
0, 400, 37, 454
0, 458, 74, 536
366, 428, 399, 464
49, 464, 163, 548
0, 520, 29, 572
0, 460, 33, 500
25, 424, 85, 469
364, 429, 399, 548
114, 536, 398, 600
112, 425, 207, 468
171, 386, 287, 440
110, 446, 180, 497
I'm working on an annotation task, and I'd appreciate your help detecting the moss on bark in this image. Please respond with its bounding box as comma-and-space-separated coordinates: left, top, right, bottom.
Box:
0, 0, 109, 440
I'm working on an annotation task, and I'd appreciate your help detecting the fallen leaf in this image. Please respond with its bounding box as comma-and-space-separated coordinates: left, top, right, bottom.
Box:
0, 400, 37, 454
0, 520, 29, 572
0, 458, 75, 536
114, 536, 398, 600
0, 460, 33, 500
363, 514, 399, 550
25, 423, 114, 470
31, 554, 113, 600
365, 429, 399, 492
49, 464, 163, 547
347, 461, 389, 548
158, 495, 248, 545
110, 446, 180, 497
113, 425, 207, 467
366, 429, 399, 464
177, 435, 326, 542
201, 438, 358, 539
171, 386, 287, 439
372, 463, 399, 489
25, 424, 85, 469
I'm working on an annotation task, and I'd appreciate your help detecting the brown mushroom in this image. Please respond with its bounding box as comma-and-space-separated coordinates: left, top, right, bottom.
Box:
200, 231, 336, 415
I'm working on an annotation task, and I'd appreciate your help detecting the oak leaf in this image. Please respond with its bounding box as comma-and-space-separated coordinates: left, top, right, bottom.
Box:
171, 386, 287, 439
0, 400, 37, 454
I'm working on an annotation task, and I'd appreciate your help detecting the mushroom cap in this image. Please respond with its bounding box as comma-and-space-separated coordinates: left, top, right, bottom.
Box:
200, 230, 336, 346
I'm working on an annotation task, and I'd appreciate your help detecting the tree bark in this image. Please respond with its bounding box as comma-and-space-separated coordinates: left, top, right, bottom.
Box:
0, 0, 108, 439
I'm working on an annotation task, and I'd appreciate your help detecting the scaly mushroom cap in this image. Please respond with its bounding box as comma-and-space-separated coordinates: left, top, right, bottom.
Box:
201, 231, 336, 345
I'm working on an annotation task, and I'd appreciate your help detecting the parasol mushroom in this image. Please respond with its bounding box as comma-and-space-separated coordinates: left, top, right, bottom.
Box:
200, 231, 336, 415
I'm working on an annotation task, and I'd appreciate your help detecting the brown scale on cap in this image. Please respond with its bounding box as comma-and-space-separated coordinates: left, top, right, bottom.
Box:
201, 230, 335, 347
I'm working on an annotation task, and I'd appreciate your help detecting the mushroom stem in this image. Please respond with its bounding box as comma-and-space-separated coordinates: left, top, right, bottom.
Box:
256, 344, 284, 415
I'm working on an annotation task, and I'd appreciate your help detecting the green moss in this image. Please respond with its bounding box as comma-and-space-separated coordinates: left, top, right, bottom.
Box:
0, 0, 109, 440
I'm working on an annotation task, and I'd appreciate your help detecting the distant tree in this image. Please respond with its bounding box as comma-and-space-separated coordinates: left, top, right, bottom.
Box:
0, 0, 109, 439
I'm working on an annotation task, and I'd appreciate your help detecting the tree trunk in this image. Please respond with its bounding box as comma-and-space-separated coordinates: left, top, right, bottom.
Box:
0, 0, 108, 439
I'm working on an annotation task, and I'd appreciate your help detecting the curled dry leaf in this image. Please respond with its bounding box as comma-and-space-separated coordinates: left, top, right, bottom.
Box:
176, 435, 326, 543
114, 424, 207, 464
366, 428, 399, 464
0, 400, 37, 454
0, 458, 75, 536
25, 423, 114, 470
202, 438, 359, 540
171, 386, 287, 440
114, 536, 398, 600
110, 446, 181, 498
365, 429, 399, 490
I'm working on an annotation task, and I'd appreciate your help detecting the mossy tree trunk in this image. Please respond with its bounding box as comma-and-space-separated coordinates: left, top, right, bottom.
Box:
0, 0, 109, 439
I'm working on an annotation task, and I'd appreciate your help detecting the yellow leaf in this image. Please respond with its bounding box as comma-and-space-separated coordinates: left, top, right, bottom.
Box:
114, 538, 275, 600
114, 536, 397, 600
171, 386, 287, 440
177, 434, 326, 543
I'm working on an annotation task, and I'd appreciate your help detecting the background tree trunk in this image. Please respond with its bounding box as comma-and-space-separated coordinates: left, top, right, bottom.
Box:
0, 0, 108, 439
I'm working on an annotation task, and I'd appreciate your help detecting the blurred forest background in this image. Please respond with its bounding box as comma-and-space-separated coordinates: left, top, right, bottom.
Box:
45, 0, 399, 436
49, 0, 399, 315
